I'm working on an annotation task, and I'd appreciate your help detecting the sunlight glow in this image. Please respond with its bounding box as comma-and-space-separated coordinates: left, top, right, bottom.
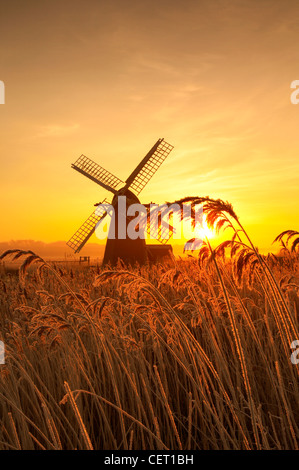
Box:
195, 216, 215, 241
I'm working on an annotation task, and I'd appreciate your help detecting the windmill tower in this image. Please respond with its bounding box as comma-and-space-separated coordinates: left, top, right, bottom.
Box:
67, 138, 174, 265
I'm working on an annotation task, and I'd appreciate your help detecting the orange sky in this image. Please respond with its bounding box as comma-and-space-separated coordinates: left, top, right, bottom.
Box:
1, 0, 299, 254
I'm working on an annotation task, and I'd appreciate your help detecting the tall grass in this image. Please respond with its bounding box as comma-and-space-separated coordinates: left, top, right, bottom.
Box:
0, 199, 298, 449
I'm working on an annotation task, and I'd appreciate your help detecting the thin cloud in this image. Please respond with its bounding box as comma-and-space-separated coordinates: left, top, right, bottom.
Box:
36, 123, 79, 138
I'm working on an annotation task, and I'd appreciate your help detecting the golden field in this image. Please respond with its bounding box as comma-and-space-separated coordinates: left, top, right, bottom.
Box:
0, 199, 299, 450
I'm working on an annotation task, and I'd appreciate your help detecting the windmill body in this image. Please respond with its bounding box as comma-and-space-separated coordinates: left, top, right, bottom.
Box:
103, 188, 147, 265
67, 138, 174, 265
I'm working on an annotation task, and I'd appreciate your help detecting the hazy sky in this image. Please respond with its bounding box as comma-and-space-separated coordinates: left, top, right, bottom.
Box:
1, 0, 299, 252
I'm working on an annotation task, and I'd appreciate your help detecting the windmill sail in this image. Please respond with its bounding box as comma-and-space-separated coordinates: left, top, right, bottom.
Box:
72, 155, 124, 194
144, 206, 174, 245
67, 199, 109, 253
146, 221, 173, 245
125, 138, 174, 195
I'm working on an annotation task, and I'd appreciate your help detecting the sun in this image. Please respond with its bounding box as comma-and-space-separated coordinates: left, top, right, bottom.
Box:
194, 215, 215, 241
180, 213, 215, 246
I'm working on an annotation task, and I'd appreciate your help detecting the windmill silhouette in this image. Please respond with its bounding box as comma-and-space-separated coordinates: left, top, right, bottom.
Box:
67, 138, 174, 265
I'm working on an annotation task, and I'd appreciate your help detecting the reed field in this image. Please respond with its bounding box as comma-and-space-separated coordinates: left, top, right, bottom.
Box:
0, 198, 299, 450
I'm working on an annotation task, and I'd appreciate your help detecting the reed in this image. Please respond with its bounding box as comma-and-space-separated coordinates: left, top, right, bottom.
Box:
0, 200, 298, 449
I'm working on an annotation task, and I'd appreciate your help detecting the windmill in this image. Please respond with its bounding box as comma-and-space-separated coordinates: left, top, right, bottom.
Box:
67, 138, 174, 265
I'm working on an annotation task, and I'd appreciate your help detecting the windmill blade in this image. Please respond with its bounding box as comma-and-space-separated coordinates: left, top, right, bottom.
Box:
125, 138, 174, 195
146, 222, 173, 245
72, 155, 124, 194
145, 206, 174, 245
67, 199, 109, 253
